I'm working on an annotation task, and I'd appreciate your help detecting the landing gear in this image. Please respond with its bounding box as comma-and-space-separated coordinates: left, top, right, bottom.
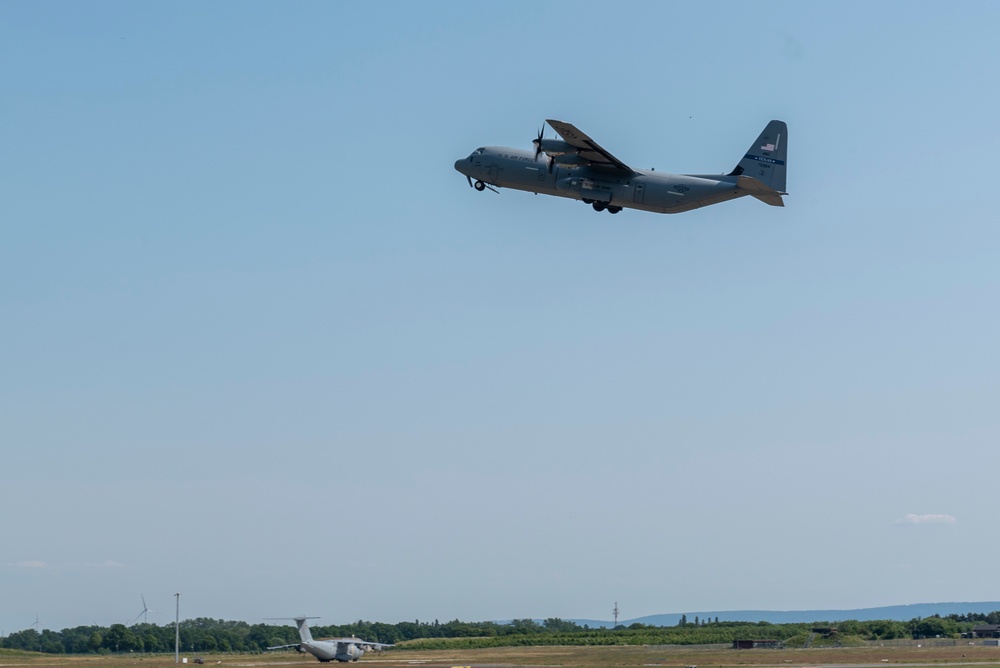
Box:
474, 180, 486, 191
589, 200, 621, 214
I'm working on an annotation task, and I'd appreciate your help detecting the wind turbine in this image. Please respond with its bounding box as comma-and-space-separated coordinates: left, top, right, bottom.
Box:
132, 595, 154, 625
30, 615, 42, 652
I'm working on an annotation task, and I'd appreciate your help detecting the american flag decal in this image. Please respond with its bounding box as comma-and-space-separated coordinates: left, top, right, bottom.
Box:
760, 143, 775, 151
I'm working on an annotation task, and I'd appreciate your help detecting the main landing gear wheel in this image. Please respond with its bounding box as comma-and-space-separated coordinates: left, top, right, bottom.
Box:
592, 202, 606, 212
474, 180, 486, 191
607, 205, 621, 214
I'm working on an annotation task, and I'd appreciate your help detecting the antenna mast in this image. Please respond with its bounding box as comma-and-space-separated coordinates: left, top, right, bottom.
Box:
613, 602, 620, 627
174, 593, 180, 663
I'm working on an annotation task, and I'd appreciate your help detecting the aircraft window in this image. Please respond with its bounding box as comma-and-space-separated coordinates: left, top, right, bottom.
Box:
474, 148, 485, 154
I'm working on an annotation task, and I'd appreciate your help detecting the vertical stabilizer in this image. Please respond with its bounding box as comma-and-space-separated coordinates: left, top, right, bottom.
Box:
294, 617, 316, 643
730, 120, 787, 193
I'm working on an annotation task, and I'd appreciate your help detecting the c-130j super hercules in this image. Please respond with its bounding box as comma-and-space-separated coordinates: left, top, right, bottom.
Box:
454, 119, 787, 215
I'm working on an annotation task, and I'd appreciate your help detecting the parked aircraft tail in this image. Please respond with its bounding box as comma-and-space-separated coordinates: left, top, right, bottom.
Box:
730, 120, 787, 195
294, 617, 316, 643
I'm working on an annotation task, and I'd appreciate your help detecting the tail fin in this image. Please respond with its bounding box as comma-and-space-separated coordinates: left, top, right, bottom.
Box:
729, 120, 787, 194
294, 617, 317, 643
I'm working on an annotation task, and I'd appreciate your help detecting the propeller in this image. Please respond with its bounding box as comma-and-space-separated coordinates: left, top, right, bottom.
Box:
532, 124, 556, 174
532, 125, 544, 159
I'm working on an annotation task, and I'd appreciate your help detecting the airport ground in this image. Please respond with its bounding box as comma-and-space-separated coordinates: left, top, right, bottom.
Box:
4, 643, 1000, 668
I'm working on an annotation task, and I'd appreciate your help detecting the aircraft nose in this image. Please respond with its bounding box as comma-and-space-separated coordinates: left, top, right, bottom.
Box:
454, 159, 465, 173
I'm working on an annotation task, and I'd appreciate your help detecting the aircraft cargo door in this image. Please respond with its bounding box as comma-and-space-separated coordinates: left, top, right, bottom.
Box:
633, 181, 646, 204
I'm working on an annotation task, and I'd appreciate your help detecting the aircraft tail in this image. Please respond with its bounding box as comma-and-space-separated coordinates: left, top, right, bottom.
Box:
730, 120, 787, 194
294, 617, 316, 643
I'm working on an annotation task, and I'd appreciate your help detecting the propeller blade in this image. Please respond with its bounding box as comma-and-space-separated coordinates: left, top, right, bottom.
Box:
533, 125, 544, 159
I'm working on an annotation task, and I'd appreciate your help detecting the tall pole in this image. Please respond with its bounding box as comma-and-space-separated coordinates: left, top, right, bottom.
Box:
175, 593, 180, 664
613, 602, 620, 627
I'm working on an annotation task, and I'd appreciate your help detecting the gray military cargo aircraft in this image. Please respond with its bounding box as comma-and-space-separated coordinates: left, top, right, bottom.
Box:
454, 119, 787, 215
267, 617, 393, 663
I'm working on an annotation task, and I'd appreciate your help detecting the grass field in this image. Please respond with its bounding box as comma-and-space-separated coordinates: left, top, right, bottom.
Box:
5, 643, 1000, 668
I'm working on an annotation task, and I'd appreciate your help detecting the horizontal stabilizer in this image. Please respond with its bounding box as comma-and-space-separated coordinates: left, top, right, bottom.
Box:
751, 193, 784, 207
736, 175, 785, 207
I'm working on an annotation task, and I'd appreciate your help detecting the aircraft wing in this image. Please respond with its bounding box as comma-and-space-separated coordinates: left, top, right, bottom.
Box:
266, 643, 301, 650
335, 638, 394, 648
546, 119, 635, 173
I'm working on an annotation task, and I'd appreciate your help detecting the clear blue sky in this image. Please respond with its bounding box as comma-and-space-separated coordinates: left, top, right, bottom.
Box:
3, 1, 1000, 633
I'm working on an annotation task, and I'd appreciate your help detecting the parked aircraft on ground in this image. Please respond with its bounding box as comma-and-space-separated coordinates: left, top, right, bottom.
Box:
454, 119, 787, 215
267, 617, 393, 663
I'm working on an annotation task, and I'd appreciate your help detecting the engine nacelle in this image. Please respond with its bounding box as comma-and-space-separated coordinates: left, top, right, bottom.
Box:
337, 643, 363, 661
538, 139, 576, 156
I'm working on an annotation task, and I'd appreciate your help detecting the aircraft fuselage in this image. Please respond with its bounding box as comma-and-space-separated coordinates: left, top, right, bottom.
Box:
454, 147, 742, 215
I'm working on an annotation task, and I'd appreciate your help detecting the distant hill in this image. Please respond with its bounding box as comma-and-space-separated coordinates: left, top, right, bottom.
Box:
570, 602, 1000, 628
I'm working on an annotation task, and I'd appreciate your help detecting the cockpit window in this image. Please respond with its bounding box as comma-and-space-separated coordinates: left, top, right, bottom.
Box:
474, 148, 486, 155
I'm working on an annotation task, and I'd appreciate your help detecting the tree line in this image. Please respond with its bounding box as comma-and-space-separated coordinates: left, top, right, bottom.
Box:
3, 611, 1000, 655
